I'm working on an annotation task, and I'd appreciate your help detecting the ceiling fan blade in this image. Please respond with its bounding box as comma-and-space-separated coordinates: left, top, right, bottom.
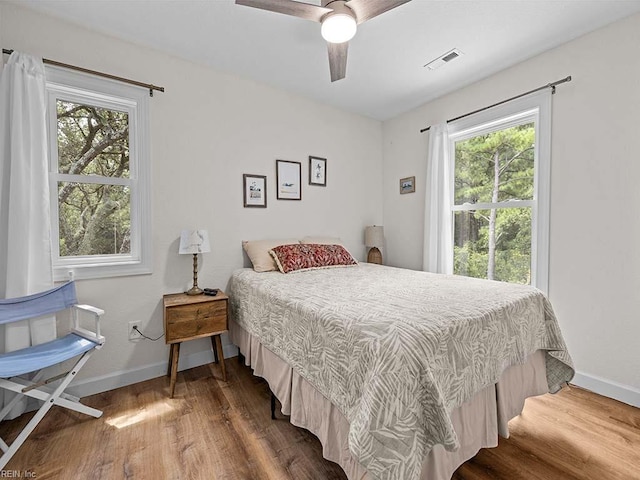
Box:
236, 0, 332, 23
346, 0, 412, 24
328, 42, 348, 82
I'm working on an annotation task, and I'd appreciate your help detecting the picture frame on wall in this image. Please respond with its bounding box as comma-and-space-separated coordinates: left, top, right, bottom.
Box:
400, 176, 415, 194
243, 174, 267, 208
309, 156, 327, 186
276, 160, 302, 200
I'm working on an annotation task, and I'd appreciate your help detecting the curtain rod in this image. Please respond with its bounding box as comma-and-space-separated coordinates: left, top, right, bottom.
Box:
2, 48, 165, 97
419, 75, 572, 133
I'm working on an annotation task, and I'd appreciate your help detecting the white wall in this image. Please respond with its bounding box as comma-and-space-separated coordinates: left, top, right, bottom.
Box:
0, 2, 383, 394
382, 13, 640, 406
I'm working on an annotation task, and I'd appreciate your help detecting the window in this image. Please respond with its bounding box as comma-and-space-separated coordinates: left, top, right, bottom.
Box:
46, 66, 151, 280
447, 92, 551, 291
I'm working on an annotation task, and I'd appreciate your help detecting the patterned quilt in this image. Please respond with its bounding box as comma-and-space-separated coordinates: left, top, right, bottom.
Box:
229, 264, 574, 480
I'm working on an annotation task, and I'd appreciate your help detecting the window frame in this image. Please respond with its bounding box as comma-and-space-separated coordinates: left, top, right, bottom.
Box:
446, 91, 551, 292
46, 66, 152, 281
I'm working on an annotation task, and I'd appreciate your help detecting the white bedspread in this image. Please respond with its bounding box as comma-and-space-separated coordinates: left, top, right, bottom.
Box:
229, 264, 574, 480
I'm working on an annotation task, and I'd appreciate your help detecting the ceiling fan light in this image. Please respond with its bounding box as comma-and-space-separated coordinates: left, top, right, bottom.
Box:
321, 13, 357, 43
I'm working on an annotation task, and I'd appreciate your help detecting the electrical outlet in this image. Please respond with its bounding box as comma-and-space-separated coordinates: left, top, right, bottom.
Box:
128, 321, 142, 342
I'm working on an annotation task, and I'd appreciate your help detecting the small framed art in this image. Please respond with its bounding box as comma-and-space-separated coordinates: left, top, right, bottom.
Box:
400, 176, 415, 194
276, 160, 302, 200
309, 156, 327, 186
243, 174, 267, 208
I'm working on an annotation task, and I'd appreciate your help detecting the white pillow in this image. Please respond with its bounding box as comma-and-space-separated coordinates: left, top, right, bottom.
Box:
242, 238, 299, 272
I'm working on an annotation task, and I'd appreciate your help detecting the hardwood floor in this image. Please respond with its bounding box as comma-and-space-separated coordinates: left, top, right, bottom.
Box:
1, 359, 638, 480
454, 386, 640, 480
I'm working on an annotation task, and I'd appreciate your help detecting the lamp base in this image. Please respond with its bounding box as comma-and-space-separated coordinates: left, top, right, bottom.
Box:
186, 286, 203, 296
367, 247, 382, 265
186, 253, 203, 295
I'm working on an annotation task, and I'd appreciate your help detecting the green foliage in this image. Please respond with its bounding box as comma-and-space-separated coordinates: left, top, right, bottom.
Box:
453, 123, 534, 284
56, 101, 131, 257
454, 123, 534, 202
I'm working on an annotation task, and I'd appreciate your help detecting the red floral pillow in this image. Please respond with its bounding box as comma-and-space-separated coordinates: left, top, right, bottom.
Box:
269, 244, 357, 273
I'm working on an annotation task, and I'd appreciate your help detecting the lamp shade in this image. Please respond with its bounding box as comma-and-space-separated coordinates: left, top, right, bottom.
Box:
364, 225, 384, 248
179, 230, 211, 254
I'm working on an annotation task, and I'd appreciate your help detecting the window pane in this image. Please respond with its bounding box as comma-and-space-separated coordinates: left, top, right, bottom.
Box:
56, 100, 130, 178
58, 182, 131, 256
454, 123, 534, 205
454, 208, 531, 284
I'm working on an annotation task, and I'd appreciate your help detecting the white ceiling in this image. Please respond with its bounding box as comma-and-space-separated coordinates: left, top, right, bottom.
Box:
13, 0, 640, 120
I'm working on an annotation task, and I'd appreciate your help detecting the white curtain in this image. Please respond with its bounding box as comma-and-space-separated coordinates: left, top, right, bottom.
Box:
423, 123, 453, 274
0, 51, 56, 415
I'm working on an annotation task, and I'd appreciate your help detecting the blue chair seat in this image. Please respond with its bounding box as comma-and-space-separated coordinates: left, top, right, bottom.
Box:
0, 333, 96, 378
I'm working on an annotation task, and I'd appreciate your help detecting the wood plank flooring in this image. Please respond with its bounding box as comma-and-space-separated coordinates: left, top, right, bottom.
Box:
0, 359, 638, 479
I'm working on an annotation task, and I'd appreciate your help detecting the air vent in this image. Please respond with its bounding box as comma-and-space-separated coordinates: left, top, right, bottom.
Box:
424, 48, 464, 70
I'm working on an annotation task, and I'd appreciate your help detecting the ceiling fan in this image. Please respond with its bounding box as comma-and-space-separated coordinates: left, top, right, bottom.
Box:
235, 0, 412, 82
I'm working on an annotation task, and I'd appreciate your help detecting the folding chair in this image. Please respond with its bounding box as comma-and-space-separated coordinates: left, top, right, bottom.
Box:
0, 281, 104, 469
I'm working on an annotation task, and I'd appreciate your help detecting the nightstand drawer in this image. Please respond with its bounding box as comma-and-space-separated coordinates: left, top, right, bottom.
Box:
165, 300, 227, 342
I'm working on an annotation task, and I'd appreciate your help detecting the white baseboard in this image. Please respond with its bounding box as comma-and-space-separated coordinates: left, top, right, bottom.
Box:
572, 371, 640, 408
67, 343, 239, 398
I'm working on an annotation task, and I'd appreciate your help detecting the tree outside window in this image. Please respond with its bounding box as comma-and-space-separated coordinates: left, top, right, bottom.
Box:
56, 100, 131, 257
452, 121, 537, 285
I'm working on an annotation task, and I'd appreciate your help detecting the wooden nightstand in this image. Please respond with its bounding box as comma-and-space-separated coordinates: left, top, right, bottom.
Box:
163, 291, 229, 398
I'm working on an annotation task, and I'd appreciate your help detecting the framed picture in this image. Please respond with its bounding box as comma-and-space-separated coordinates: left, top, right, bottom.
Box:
400, 176, 415, 194
243, 174, 267, 208
276, 160, 302, 200
309, 156, 327, 186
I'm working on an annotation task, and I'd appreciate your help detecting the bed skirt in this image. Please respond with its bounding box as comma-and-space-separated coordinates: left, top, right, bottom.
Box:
229, 319, 549, 480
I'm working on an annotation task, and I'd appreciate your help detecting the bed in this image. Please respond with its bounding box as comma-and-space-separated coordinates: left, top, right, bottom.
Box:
228, 262, 574, 480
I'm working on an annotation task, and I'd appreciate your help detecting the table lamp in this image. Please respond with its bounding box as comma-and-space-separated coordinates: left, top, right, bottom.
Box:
365, 225, 384, 264
179, 229, 211, 295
